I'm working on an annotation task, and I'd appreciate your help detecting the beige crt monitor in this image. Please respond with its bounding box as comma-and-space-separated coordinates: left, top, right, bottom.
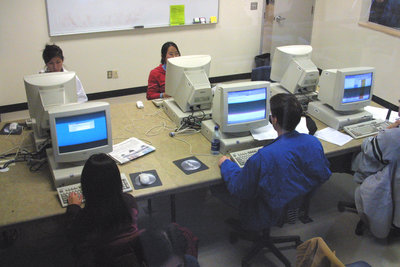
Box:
201, 81, 272, 153
24, 72, 78, 150
46, 101, 112, 188
270, 45, 319, 94
307, 67, 375, 129
165, 55, 212, 112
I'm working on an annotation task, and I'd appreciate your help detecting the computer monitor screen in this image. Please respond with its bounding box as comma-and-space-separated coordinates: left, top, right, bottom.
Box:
342, 72, 373, 103
48, 102, 112, 163
165, 55, 212, 112
24, 72, 78, 139
318, 67, 374, 112
212, 81, 270, 133
270, 45, 319, 94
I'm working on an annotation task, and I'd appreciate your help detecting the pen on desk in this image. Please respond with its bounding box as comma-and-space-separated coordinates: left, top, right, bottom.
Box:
134, 25, 144, 29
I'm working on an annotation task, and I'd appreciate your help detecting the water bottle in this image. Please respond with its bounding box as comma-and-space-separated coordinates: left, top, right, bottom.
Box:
211, 125, 221, 155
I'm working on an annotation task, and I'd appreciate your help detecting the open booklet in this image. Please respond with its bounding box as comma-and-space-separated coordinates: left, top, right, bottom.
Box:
108, 137, 155, 164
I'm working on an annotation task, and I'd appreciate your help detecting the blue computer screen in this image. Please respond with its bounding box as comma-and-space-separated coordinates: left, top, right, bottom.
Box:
55, 111, 108, 153
342, 72, 373, 104
227, 88, 267, 124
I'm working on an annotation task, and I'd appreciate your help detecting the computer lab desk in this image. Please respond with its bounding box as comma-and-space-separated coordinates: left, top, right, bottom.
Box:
0, 93, 364, 229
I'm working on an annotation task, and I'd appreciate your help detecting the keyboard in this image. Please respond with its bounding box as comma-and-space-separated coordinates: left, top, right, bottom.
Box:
229, 146, 263, 168
57, 173, 133, 208
343, 119, 391, 139
152, 98, 164, 107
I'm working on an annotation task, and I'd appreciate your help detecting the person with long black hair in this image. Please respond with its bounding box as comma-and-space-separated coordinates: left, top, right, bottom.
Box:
66, 153, 139, 264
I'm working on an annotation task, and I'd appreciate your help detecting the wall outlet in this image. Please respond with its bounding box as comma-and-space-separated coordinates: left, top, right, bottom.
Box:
250, 2, 258, 10
107, 71, 112, 79
112, 70, 118, 79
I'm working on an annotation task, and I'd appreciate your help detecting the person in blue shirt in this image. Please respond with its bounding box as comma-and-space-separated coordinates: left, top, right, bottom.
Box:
218, 93, 332, 231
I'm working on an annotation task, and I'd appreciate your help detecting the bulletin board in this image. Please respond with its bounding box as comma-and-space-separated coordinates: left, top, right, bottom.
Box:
45, 0, 219, 36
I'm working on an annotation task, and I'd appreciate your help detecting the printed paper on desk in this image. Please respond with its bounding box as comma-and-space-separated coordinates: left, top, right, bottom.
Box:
314, 127, 353, 146
250, 117, 308, 141
364, 106, 399, 123
109, 137, 155, 164
251, 124, 277, 140
364, 106, 389, 121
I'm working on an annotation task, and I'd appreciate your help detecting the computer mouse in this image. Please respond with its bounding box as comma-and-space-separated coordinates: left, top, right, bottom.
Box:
138, 173, 156, 185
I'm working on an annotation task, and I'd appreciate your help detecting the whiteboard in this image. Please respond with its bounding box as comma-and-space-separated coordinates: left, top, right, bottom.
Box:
46, 0, 219, 36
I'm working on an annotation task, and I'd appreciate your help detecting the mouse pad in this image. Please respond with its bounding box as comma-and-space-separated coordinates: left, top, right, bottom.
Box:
0, 123, 22, 135
173, 156, 209, 175
130, 169, 162, 190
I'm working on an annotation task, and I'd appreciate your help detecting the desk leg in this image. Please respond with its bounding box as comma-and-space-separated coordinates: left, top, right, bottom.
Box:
147, 199, 152, 213
170, 194, 176, 223
142, 199, 153, 216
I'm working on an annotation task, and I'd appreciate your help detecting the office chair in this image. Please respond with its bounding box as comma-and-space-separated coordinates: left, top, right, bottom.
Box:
227, 193, 314, 267
251, 65, 271, 82
76, 230, 145, 267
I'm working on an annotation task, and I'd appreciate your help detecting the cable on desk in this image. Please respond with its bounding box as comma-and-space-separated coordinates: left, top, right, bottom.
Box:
145, 120, 175, 137
0, 136, 49, 172
168, 106, 207, 138
124, 109, 175, 138
172, 136, 219, 157
29, 158, 47, 172
180, 107, 206, 130
0, 151, 47, 172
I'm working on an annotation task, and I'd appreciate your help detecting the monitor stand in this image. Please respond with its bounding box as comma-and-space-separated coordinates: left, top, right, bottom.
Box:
307, 100, 373, 130
46, 149, 84, 189
163, 98, 212, 127
201, 120, 273, 154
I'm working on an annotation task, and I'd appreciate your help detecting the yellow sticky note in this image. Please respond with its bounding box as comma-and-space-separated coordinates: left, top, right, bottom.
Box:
170, 5, 185, 26
210, 16, 217, 23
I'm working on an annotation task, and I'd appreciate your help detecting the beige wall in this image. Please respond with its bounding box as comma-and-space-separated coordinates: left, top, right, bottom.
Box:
311, 0, 400, 106
0, 0, 264, 106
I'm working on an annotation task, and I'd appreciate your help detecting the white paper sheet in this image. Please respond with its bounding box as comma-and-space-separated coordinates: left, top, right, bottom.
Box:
314, 127, 353, 146
108, 137, 155, 164
250, 117, 310, 141
251, 124, 277, 140
364, 106, 399, 122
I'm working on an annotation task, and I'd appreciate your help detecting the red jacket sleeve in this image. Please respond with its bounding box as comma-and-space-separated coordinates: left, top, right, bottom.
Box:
147, 65, 165, 100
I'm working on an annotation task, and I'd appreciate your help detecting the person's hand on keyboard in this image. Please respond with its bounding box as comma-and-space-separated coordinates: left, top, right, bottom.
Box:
218, 156, 231, 167
68, 192, 83, 206
387, 119, 400, 129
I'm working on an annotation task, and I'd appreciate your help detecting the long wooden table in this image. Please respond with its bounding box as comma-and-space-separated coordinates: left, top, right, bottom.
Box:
0, 93, 363, 228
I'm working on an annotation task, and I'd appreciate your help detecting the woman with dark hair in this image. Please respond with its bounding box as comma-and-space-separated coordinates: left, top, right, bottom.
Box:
40, 44, 88, 102
147, 41, 181, 100
66, 153, 139, 264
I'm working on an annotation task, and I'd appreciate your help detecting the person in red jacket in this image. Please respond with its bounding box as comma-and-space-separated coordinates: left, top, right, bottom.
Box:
147, 42, 180, 100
